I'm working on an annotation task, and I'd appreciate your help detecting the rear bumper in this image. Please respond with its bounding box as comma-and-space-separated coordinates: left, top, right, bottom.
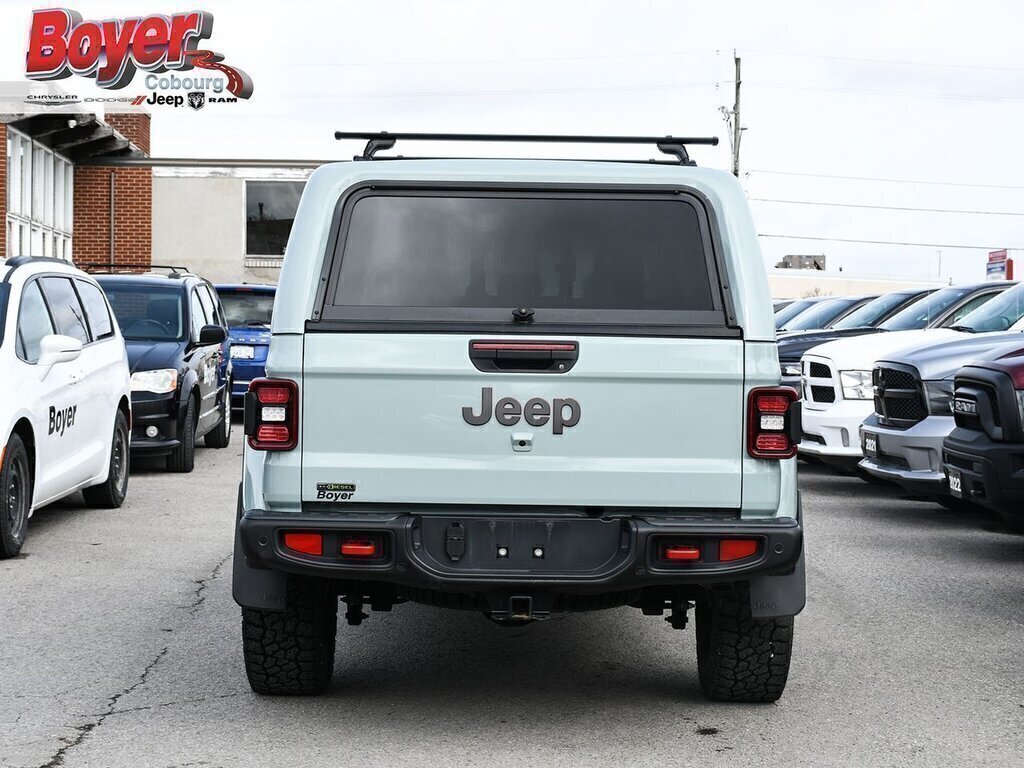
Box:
234, 504, 804, 613
943, 429, 1024, 519
858, 413, 952, 493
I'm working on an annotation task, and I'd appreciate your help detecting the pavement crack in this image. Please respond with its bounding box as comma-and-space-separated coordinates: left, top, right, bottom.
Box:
36, 553, 231, 768
188, 553, 232, 614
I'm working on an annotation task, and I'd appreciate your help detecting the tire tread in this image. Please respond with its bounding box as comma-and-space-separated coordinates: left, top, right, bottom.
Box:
242, 578, 337, 695
696, 584, 794, 703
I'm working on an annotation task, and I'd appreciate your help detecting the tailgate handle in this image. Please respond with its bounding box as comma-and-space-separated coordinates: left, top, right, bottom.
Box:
469, 341, 578, 374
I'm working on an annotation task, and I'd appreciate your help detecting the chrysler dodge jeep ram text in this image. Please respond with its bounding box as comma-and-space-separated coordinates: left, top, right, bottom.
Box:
232, 132, 805, 702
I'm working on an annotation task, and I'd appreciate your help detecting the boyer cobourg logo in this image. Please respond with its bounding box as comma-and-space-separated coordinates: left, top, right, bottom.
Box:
24, 8, 253, 100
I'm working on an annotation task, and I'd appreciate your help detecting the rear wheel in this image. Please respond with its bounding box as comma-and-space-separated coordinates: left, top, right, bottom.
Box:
204, 387, 232, 448
696, 583, 794, 702
83, 411, 129, 508
166, 396, 196, 473
242, 578, 338, 695
0, 434, 31, 559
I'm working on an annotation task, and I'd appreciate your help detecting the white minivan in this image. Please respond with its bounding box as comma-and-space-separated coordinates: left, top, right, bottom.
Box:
0, 256, 132, 557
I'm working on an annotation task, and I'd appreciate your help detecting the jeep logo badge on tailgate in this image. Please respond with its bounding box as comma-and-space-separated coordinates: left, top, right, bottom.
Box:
462, 387, 580, 434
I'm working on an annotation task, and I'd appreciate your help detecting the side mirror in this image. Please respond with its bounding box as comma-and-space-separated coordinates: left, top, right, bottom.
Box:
37, 334, 83, 368
198, 324, 227, 346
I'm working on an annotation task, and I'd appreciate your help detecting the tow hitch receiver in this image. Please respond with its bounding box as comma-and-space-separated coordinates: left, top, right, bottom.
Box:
509, 595, 533, 620
488, 594, 549, 624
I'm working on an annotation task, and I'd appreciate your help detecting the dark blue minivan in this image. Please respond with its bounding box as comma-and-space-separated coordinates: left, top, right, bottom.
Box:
216, 284, 276, 407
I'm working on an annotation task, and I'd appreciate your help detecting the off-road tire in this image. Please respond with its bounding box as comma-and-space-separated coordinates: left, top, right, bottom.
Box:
204, 388, 232, 448
242, 578, 338, 695
83, 411, 129, 508
696, 583, 794, 703
0, 433, 31, 559
166, 396, 196, 473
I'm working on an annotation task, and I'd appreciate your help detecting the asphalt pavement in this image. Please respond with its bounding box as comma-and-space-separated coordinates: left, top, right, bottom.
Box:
1, 438, 1022, 768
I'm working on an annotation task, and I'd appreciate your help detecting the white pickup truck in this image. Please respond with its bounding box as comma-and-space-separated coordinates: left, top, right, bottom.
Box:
798, 281, 1015, 470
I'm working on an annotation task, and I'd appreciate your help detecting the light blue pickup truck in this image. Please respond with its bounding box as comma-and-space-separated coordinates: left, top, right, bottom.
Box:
232, 132, 805, 702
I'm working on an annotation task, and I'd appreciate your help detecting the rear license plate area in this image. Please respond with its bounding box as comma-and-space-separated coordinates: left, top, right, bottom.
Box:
414, 516, 628, 575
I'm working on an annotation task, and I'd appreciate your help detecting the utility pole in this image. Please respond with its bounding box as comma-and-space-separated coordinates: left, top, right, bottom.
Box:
719, 52, 743, 177
732, 54, 742, 177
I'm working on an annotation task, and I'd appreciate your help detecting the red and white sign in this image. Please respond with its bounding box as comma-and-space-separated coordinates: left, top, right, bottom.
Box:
24, 8, 252, 98
987, 249, 1014, 281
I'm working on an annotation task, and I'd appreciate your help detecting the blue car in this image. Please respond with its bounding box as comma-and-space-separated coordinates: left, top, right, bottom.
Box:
215, 284, 276, 406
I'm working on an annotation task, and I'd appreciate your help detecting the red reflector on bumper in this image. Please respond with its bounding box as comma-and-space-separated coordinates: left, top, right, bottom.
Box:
341, 538, 380, 558
719, 539, 758, 562
283, 532, 322, 556
663, 544, 701, 561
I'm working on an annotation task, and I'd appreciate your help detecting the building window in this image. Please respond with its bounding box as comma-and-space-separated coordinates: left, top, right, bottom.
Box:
245, 181, 305, 257
5, 128, 73, 259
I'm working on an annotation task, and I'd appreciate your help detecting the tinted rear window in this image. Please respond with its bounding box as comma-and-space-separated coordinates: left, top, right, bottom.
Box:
321, 189, 727, 329
220, 290, 275, 327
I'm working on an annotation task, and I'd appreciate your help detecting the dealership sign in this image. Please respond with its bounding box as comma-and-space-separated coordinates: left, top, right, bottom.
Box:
986, 249, 1014, 281
24, 9, 252, 98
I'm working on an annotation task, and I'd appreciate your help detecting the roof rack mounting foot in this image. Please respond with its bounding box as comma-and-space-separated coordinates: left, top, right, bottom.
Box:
357, 133, 397, 161
656, 140, 693, 166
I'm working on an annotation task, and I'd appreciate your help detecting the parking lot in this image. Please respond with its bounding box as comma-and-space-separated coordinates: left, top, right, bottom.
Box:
0, 436, 1020, 768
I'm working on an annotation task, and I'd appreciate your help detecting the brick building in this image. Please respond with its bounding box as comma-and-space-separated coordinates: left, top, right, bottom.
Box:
1, 110, 153, 270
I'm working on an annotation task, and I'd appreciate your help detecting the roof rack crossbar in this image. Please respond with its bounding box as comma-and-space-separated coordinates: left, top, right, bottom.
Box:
334, 131, 719, 165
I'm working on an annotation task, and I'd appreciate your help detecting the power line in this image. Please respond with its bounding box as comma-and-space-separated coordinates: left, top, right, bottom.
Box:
758, 234, 1022, 250
332, 49, 720, 68
282, 80, 727, 99
747, 168, 1024, 190
749, 80, 1024, 104
751, 198, 1024, 217
740, 48, 1024, 74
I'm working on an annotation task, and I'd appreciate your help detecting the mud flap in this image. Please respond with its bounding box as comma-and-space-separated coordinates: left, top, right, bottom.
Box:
232, 487, 287, 611
748, 546, 805, 618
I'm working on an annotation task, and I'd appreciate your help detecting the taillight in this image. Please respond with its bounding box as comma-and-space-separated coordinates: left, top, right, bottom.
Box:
246, 378, 298, 451
747, 387, 799, 459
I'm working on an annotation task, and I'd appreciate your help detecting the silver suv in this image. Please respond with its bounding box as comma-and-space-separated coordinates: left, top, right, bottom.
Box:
232, 132, 805, 702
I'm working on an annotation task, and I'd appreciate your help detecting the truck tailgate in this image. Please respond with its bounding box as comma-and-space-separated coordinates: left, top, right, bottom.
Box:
301, 334, 743, 508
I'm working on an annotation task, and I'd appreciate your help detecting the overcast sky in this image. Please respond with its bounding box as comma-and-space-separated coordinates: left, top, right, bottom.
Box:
2, 0, 1024, 283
